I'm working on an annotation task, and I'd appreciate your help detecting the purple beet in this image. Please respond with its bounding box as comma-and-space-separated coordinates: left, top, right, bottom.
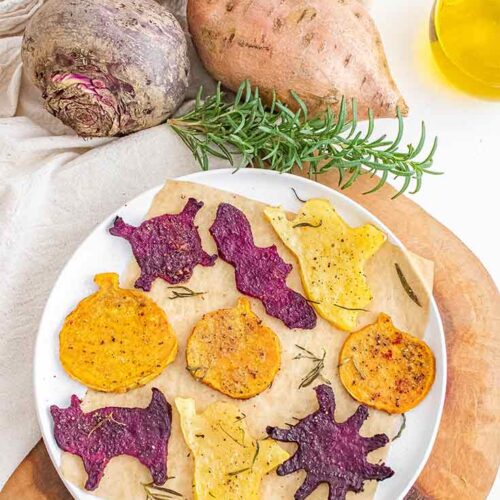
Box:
209, 203, 316, 330
110, 198, 217, 291
50, 388, 172, 490
267, 385, 394, 499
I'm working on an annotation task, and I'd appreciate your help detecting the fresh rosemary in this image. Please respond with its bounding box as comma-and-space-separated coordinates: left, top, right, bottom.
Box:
227, 441, 260, 476
294, 344, 331, 388
394, 263, 422, 307
168, 81, 439, 197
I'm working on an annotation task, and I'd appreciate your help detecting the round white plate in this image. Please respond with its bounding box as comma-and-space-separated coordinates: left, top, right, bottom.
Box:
34, 168, 446, 500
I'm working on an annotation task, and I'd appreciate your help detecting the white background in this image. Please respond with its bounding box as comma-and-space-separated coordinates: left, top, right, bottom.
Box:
371, 1, 499, 496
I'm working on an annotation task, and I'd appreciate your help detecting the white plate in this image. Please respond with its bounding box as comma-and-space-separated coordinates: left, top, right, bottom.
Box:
34, 169, 446, 500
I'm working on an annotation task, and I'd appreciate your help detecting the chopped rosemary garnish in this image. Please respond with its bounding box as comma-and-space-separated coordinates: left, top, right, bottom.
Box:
291, 187, 307, 203
227, 441, 260, 476
168, 81, 440, 198
293, 221, 322, 228
142, 480, 182, 500
394, 263, 422, 307
218, 423, 246, 447
294, 344, 331, 388
87, 412, 125, 437
167, 285, 205, 300
234, 412, 247, 423
333, 303, 368, 312
392, 413, 407, 441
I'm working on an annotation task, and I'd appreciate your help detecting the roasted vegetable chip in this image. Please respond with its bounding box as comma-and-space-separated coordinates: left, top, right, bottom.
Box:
210, 202, 316, 329
110, 198, 217, 291
186, 297, 281, 399
267, 385, 393, 500
265, 200, 386, 331
59, 273, 177, 392
339, 313, 435, 413
176, 397, 289, 500
51, 388, 172, 490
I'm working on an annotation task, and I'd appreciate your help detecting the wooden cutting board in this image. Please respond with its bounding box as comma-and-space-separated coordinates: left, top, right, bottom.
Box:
1, 172, 498, 500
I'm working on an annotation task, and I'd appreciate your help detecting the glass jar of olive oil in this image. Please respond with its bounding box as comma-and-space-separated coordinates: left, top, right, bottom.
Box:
432, 0, 500, 96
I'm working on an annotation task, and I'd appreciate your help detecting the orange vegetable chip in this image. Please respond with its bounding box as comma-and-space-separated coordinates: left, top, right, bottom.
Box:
338, 314, 435, 413
59, 273, 177, 392
186, 298, 281, 399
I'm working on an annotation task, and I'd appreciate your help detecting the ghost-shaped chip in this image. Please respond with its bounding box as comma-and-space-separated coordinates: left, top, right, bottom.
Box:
51, 388, 172, 490
265, 200, 386, 331
59, 273, 177, 392
186, 297, 281, 399
176, 397, 289, 500
339, 313, 435, 413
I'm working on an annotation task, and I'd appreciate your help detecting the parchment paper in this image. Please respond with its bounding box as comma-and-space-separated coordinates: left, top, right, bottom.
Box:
61, 180, 433, 500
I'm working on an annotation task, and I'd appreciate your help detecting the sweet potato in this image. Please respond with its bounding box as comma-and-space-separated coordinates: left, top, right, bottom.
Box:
187, 0, 407, 119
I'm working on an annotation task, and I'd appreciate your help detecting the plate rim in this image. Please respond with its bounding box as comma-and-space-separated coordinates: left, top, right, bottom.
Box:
33, 168, 447, 500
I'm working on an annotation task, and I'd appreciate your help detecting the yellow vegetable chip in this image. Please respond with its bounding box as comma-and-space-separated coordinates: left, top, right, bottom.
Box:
59, 273, 177, 392
186, 298, 281, 399
338, 314, 435, 414
265, 200, 386, 331
175, 397, 289, 500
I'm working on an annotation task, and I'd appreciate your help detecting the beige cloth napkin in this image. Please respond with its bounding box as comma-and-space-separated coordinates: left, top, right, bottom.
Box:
0, 0, 230, 487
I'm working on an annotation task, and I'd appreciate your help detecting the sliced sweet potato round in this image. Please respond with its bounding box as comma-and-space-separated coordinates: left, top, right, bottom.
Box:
60, 273, 177, 392
186, 297, 281, 399
338, 313, 435, 413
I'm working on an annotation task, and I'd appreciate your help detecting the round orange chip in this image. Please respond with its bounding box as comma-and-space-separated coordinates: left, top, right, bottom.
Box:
59, 273, 177, 392
186, 298, 281, 399
338, 313, 435, 414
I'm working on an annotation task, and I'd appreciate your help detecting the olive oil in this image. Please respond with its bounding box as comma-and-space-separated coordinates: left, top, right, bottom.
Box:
431, 0, 500, 97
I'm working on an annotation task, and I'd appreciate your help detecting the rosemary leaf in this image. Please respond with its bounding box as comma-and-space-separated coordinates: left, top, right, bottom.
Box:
293, 221, 322, 228
394, 263, 422, 307
168, 81, 440, 197
332, 303, 369, 312
392, 413, 407, 441
291, 187, 307, 202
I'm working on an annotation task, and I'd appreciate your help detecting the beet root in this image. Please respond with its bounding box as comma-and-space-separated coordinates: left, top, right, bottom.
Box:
22, 0, 190, 137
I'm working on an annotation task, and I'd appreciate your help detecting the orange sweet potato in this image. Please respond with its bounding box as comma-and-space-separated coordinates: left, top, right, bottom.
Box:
187, 0, 407, 119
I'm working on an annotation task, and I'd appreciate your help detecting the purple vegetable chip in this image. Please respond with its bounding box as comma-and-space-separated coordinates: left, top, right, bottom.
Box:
267, 385, 394, 500
50, 388, 172, 491
110, 198, 217, 291
209, 203, 316, 330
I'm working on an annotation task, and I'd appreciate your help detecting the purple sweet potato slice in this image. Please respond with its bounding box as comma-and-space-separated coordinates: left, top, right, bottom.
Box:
267, 385, 394, 499
209, 203, 316, 330
50, 388, 172, 490
110, 198, 216, 291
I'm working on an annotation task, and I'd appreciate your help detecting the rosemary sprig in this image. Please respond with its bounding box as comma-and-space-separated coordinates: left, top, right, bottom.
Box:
294, 344, 331, 388
168, 81, 440, 198
142, 480, 182, 500
394, 263, 422, 307
167, 285, 205, 300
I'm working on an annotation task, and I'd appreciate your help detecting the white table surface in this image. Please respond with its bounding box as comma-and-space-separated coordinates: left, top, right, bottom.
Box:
372, 1, 499, 496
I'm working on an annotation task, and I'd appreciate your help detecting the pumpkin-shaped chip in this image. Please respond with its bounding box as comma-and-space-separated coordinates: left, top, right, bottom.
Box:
60, 273, 177, 392
186, 297, 281, 399
338, 313, 435, 413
